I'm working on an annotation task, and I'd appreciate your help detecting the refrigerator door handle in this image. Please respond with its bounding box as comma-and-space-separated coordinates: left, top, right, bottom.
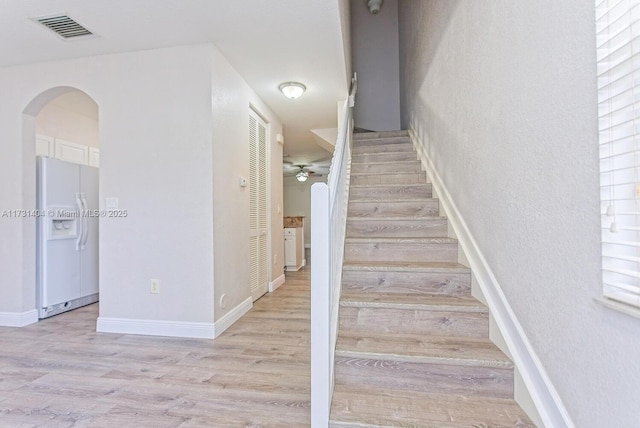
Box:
81, 196, 90, 248
76, 195, 84, 251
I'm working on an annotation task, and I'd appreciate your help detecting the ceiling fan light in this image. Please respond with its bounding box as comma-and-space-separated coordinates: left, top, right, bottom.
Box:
279, 82, 306, 100
295, 170, 309, 182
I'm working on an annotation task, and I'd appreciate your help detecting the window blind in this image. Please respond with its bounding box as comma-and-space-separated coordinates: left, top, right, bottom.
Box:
597, 0, 640, 308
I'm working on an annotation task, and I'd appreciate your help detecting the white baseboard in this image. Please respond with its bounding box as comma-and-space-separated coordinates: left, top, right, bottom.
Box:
97, 297, 252, 339
269, 274, 286, 292
213, 297, 252, 338
0, 309, 38, 327
285, 261, 305, 272
97, 316, 216, 339
409, 128, 574, 428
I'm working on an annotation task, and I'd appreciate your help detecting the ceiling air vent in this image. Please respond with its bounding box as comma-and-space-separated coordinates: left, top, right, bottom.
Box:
36, 14, 93, 39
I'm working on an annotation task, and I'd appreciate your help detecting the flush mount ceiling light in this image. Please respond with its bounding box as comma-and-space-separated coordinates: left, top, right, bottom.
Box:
279, 82, 306, 100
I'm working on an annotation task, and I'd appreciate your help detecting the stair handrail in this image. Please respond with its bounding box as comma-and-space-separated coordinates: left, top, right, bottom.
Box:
310, 73, 356, 427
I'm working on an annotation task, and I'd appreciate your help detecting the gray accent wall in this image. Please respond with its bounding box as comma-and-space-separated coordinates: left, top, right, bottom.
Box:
351, 0, 401, 131
398, 1, 640, 427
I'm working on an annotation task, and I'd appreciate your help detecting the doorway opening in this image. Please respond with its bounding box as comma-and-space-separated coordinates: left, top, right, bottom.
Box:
24, 87, 100, 320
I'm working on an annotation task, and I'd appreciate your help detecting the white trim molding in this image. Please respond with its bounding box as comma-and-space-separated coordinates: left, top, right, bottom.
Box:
269, 274, 286, 293
97, 297, 252, 339
213, 297, 252, 337
409, 128, 574, 428
97, 316, 216, 339
0, 309, 38, 327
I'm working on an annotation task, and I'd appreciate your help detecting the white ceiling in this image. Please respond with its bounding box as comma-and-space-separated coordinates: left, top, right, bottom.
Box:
0, 0, 350, 170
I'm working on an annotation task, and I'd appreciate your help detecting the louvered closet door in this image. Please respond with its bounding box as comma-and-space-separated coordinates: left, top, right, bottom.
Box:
249, 109, 269, 301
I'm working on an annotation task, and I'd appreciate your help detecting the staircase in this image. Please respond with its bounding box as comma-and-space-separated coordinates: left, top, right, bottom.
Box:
329, 131, 535, 427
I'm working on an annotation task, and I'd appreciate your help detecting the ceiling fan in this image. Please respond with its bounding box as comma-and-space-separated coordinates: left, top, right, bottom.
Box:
293, 165, 315, 182
283, 162, 324, 182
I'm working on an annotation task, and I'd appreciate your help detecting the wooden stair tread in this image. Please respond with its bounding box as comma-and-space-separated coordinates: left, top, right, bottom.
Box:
353, 134, 409, 141
347, 215, 446, 221
336, 330, 513, 368
352, 164, 423, 174
332, 129, 533, 426
350, 160, 421, 166
352, 148, 414, 154
347, 213, 440, 219
343, 261, 469, 273
353, 137, 410, 142
349, 197, 437, 203
340, 291, 487, 312
354, 130, 409, 137
349, 184, 432, 200
350, 183, 430, 188
353, 142, 413, 149
352, 140, 410, 147
353, 131, 409, 140
350, 171, 424, 177
346, 217, 448, 238
341, 262, 472, 296
348, 198, 438, 203
352, 153, 419, 161
351, 152, 419, 163
330, 384, 535, 428
345, 237, 456, 244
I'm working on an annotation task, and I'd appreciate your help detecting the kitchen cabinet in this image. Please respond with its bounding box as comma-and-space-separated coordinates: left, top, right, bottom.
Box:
36, 135, 99, 167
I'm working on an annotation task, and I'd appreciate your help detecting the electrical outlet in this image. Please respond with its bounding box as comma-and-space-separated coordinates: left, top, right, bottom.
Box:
636, 183, 640, 199
274, 254, 278, 265
150, 279, 160, 294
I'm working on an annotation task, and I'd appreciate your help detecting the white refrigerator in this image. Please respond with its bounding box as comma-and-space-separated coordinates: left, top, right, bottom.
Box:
36, 157, 99, 319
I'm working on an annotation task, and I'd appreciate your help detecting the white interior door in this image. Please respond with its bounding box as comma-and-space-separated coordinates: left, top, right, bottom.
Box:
249, 109, 269, 301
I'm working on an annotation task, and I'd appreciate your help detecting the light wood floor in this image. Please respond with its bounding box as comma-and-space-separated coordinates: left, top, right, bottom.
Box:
0, 267, 311, 427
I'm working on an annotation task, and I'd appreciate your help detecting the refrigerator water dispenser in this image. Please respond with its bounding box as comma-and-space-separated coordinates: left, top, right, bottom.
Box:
50, 218, 77, 238
47, 207, 78, 240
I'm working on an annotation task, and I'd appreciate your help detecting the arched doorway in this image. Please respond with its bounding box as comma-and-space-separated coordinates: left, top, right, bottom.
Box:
23, 87, 100, 320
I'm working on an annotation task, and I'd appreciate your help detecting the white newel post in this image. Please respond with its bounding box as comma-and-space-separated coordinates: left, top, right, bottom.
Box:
311, 182, 331, 427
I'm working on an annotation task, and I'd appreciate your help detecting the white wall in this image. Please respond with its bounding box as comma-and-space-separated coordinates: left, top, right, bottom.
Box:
399, 1, 640, 427
0, 43, 283, 337
36, 92, 99, 148
338, 0, 353, 86
350, 0, 400, 131
210, 47, 284, 321
284, 175, 326, 247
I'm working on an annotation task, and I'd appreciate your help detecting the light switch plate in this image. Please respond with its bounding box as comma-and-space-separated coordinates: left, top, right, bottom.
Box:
106, 197, 119, 209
